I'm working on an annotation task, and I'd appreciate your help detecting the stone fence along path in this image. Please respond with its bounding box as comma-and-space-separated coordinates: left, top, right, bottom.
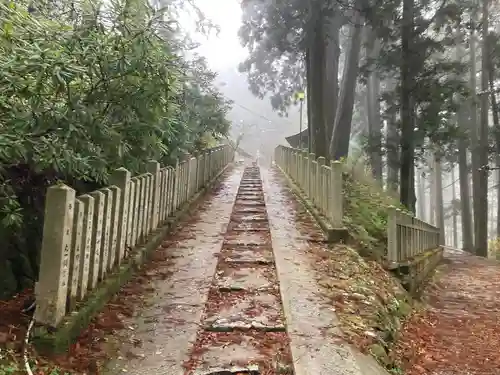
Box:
28, 143, 465, 374
101, 164, 388, 375
274, 145, 443, 292
33, 145, 233, 346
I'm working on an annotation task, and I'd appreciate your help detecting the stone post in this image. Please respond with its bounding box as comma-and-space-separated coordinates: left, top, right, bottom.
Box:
128, 179, 139, 247
99, 188, 112, 280
110, 167, 131, 263
77, 194, 94, 300
329, 161, 343, 228
143, 173, 152, 236
317, 157, 326, 212
146, 161, 161, 231
158, 169, 167, 222
34, 184, 75, 327
387, 206, 399, 263
137, 176, 146, 241
68, 199, 83, 311
107, 186, 121, 271
167, 167, 174, 217
89, 190, 104, 289
186, 157, 193, 200
308, 153, 315, 199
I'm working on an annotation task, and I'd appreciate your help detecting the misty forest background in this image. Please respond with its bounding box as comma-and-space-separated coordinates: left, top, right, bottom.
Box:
0, 0, 499, 299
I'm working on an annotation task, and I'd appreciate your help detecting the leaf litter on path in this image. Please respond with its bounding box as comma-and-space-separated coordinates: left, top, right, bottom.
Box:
0, 186, 225, 375
392, 250, 500, 375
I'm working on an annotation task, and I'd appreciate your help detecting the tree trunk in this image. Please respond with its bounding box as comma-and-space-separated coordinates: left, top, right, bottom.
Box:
324, 16, 341, 145
306, 49, 313, 153
417, 169, 426, 220
429, 155, 436, 225
309, 13, 328, 158
469, 8, 482, 254
366, 31, 383, 181
400, 0, 416, 212
451, 164, 458, 248
328, 9, 363, 160
458, 106, 474, 251
475, 0, 489, 256
494, 100, 500, 240
386, 101, 399, 192
434, 152, 445, 245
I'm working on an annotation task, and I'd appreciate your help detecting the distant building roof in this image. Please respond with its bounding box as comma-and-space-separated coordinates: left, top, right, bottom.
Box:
285, 128, 309, 148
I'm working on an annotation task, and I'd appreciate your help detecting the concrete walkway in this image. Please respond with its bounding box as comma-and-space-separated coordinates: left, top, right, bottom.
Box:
105, 165, 387, 375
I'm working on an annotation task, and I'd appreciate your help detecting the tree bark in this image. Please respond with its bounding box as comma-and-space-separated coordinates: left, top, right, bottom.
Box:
400, 0, 416, 212
457, 106, 474, 251
306, 49, 313, 153
434, 152, 445, 245
366, 30, 383, 181
487, 35, 500, 238
309, 13, 328, 158
428, 154, 436, 225
328, 9, 363, 160
324, 16, 341, 145
475, 0, 489, 256
386, 92, 399, 193
417, 169, 426, 220
451, 164, 458, 248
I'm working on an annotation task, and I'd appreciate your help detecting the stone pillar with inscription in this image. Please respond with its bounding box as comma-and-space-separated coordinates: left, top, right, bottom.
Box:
34, 184, 76, 327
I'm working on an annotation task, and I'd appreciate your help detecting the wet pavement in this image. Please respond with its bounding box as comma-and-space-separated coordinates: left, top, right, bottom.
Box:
105, 167, 243, 375
261, 168, 386, 375
185, 166, 293, 375
105, 165, 386, 375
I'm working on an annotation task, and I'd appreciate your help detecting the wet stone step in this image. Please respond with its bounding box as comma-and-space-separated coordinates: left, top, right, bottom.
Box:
239, 184, 261, 188
204, 290, 285, 332
215, 264, 276, 291
237, 192, 264, 197
239, 183, 261, 187
236, 195, 265, 201
232, 206, 267, 214
222, 247, 274, 264
195, 366, 260, 375
230, 213, 268, 222
237, 187, 262, 192
224, 232, 270, 247
234, 199, 265, 207
227, 222, 269, 232
190, 332, 292, 375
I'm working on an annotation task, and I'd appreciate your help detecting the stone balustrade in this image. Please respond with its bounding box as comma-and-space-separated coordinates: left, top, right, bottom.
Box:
34, 145, 232, 327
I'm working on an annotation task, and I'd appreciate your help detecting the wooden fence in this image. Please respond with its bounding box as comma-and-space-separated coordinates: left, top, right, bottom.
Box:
274, 145, 441, 264
34, 145, 233, 327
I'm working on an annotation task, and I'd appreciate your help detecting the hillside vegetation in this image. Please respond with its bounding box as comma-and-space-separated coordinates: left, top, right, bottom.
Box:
0, 0, 231, 299
311, 156, 414, 373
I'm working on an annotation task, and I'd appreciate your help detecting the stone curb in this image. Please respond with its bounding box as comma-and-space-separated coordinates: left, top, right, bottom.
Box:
275, 165, 349, 243
33, 163, 234, 354
272, 166, 390, 375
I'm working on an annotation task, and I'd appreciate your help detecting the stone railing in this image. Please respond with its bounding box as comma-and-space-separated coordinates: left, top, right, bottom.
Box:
386, 207, 441, 264
274, 145, 343, 228
275, 145, 442, 293
34, 145, 232, 327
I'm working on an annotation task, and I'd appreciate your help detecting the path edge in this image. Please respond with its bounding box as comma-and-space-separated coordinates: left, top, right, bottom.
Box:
271, 166, 390, 375
33, 163, 234, 355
